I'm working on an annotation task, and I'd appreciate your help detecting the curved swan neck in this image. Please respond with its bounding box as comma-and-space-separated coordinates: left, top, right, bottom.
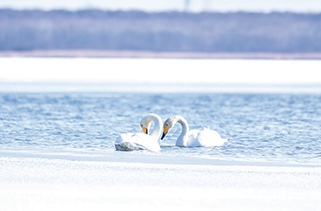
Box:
147, 114, 162, 140
174, 116, 189, 146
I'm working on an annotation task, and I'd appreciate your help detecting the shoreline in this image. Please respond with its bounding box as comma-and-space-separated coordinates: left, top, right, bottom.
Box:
1, 148, 320, 168
1, 50, 321, 60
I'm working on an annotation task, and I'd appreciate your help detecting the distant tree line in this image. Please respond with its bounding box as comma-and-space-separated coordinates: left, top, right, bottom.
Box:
0, 9, 321, 52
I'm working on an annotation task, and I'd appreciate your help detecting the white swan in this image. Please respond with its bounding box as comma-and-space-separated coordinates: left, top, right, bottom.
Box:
114, 113, 162, 151
161, 116, 227, 147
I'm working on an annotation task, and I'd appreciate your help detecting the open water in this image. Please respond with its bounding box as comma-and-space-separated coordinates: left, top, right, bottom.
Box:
1, 92, 320, 164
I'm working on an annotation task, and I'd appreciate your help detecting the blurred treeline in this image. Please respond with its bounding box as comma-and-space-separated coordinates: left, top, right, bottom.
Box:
1, 9, 321, 52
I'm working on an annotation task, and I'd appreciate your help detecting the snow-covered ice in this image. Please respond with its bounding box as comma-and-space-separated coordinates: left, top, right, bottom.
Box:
1, 58, 321, 93
0, 150, 320, 211
1, 58, 321, 84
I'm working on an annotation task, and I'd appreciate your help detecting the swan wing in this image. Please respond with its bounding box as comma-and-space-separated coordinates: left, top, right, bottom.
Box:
196, 128, 227, 147
115, 133, 161, 151
186, 129, 203, 147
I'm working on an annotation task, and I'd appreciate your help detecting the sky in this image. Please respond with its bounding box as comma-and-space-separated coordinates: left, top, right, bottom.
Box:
1, 0, 321, 13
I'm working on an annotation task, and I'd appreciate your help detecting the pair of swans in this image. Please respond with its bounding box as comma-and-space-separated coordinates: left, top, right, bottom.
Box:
114, 113, 227, 151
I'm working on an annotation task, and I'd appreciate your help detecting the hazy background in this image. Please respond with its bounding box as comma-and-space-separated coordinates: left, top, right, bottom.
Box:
1, 0, 321, 13
1, 0, 321, 54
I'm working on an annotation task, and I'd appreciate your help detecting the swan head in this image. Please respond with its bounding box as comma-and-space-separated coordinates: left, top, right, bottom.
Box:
161, 117, 176, 140
140, 114, 154, 135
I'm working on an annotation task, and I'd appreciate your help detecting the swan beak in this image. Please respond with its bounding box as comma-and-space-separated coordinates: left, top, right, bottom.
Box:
161, 125, 168, 140
141, 125, 148, 134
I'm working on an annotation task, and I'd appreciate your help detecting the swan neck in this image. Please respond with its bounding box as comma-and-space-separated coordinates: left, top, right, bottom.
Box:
149, 115, 162, 140
176, 117, 189, 146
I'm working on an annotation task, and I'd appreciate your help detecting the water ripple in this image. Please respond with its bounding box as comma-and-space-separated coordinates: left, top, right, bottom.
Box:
1, 93, 321, 164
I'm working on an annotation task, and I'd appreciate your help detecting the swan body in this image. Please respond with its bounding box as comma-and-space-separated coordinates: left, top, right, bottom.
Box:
114, 113, 162, 151
161, 116, 227, 147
